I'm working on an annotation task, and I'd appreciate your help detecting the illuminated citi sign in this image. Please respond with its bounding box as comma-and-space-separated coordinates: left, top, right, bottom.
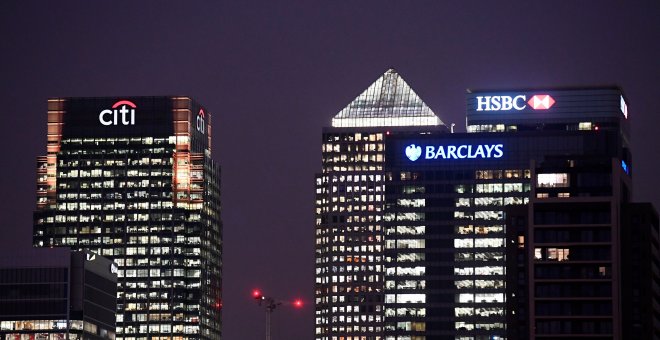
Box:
476, 94, 555, 111
405, 143, 504, 161
196, 109, 206, 135
99, 100, 136, 126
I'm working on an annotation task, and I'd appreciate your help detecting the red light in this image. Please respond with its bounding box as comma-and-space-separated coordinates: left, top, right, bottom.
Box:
386, 131, 390, 135
293, 299, 303, 308
252, 289, 263, 300
594, 125, 599, 131
111, 100, 137, 109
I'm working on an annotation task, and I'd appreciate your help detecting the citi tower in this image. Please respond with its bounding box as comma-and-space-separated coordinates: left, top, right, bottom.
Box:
34, 97, 222, 339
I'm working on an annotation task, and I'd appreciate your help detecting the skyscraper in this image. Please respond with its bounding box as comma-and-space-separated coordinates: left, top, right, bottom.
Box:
316, 74, 654, 340
33, 97, 222, 340
380, 88, 633, 339
314, 69, 447, 340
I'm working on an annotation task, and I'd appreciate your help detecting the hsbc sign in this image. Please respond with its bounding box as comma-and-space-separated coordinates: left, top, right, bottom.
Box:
476, 95, 526, 111
476, 94, 555, 111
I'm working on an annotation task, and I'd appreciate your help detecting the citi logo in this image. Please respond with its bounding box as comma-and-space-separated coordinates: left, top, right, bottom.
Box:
476, 94, 555, 111
99, 100, 136, 126
196, 109, 206, 135
405, 144, 422, 161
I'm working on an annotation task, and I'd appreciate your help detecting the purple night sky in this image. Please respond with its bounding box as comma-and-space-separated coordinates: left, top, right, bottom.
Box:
1, 1, 659, 339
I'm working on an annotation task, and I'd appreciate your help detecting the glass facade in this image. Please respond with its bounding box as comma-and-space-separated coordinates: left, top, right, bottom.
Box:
383, 126, 627, 339
0, 250, 118, 340
1, 320, 85, 340
33, 97, 222, 340
315, 130, 387, 339
315, 69, 444, 340
506, 158, 631, 339
383, 165, 530, 340
319, 78, 634, 340
331, 69, 443, 128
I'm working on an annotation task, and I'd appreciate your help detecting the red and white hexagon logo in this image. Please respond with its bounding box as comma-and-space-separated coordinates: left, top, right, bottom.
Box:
527, 95, 555, 110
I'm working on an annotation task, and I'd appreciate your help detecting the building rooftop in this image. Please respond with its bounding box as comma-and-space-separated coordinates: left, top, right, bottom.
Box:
331, 69, 444, 128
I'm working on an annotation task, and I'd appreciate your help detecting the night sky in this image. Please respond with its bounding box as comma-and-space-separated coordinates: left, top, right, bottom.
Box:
1, 1, 659, 339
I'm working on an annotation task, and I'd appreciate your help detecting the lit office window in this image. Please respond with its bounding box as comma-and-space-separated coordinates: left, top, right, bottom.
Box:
579, 122, 593, 130
537, 173, 569, 188
455, 280, 474, 289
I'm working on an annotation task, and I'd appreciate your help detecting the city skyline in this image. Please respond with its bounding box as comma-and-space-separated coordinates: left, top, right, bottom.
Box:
2, 2, 660, 339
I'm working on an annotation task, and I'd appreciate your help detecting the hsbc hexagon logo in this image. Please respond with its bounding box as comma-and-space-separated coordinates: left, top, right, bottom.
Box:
527, 95, 555, 110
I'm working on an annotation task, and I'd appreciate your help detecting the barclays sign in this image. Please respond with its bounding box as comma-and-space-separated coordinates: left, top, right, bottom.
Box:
405, 143, 504, 161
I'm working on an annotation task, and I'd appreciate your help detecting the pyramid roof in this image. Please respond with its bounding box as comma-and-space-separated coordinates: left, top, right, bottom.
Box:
332, 69, 444, 128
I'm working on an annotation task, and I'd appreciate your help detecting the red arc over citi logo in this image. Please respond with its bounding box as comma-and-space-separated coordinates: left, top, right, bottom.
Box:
99, 100, 136, 126
527, 95, 555, 110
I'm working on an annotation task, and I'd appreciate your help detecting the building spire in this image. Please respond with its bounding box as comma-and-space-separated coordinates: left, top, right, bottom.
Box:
331, 69, 444, 128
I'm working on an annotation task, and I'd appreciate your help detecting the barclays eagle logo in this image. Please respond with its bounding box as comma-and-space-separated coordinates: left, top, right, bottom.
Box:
405, 144, 422, 161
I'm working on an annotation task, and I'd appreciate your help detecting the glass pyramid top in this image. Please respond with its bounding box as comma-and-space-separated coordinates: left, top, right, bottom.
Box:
331, 69, 444, 128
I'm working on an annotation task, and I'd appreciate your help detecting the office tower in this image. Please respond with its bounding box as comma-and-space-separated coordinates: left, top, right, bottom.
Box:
506, 163, 660, 339
33, 97, 222, 339
314, 69, 447, 340
382, 88, 635, 340
0, 249, 117, 340
317, 77, 656, 339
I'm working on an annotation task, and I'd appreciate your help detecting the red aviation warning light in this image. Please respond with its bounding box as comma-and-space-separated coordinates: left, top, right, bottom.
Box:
527, 95, 555, 110
251, 289, 303, 338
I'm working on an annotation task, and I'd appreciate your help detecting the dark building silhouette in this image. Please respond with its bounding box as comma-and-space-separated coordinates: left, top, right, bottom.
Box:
621, 203, 660, 339
0, 249, 117, 340
506, 162, 660, 339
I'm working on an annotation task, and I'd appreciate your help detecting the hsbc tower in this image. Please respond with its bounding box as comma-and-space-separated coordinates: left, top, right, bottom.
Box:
33, 97, 223, 339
